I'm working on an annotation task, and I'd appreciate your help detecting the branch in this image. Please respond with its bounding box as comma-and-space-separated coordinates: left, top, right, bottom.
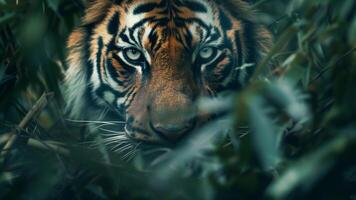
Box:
1, 92, 54, 157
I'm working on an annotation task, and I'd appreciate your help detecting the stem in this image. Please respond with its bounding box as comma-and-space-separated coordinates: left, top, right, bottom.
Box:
1, 92, 54, 157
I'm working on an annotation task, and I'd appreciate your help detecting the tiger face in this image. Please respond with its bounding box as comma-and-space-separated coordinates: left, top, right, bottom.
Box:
65, 0, 271, 145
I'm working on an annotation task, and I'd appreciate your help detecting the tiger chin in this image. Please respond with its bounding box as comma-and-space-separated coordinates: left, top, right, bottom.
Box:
64, 0, 272, 160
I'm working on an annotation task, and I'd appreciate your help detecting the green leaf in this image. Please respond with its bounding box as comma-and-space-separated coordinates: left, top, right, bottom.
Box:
0, 12, 15, 27
247, 95, 281, 170
46, 0, 60, 12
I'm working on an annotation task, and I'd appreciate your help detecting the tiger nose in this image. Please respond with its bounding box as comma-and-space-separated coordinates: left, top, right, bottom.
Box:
151, 120, 195, 141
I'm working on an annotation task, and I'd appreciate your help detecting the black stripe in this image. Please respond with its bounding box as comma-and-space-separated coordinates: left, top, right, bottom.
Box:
184, 28, 193, 49
124, 89, 137, 109
183, 1, 207, 13
219, 10, 232, 30
131, 16, 157, 31
107, 41, 122, 52
133, 3, 158, 14
154, 18, 170, 27
223, 32, 233, 49
123, 85, 136, 107
108, 12, 120, 35
118, 29, 135, 46
242, 21, 257, 78
235, 31, 243, 67
148, 26, 159, 51
128, 28, 140, 46
95, 84, 126, 98
96, 37, 104, 83
113, 0, 124, 4
106, 58, 124, 84
111, 53, 136, 73
206, 27, 221, 43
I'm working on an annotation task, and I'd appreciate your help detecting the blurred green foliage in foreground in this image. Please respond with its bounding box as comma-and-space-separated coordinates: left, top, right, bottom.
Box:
0, 0, 355, 199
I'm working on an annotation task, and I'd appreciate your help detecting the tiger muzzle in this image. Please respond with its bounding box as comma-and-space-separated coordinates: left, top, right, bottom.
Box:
125, 41, 203, 144
125, 83, 198, 144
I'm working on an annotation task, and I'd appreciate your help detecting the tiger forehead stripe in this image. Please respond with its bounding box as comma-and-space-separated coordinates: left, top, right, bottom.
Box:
182, 1, 208, 13
133, 0, 208, 15
103, 0, 217, 57
128, 0, 213, 25
133, 3, 158, 14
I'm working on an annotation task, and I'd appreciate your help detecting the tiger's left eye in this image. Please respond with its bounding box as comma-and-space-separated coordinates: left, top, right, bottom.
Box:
124, 48, 143, 62
199, 47, 216, 61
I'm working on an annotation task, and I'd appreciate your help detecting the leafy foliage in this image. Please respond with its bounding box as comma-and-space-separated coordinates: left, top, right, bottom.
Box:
0, 0, 355, 199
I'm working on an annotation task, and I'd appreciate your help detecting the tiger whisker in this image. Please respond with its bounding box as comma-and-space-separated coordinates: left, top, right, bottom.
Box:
87, 136, 129, 147
102, 135, 127, 142
113, 143, 133, 153
125, 148, 140, 161
92, 123, 118, 130
127, 150, 139, 162
103, 139, 131, 146
101, 136, 127, 141
98, 128, 125, 134
101, 132, 126, 137
121, 149, 135, 161
109, 141, 130, 151
102, 140, 127, 146
125, 142, 142, 161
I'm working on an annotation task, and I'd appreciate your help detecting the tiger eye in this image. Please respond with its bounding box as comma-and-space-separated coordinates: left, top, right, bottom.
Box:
125, 48, 142, 61
199, 47, 215, 61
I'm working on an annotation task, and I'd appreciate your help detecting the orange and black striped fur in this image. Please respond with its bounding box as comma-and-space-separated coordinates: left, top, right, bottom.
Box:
65, 0, 271, 150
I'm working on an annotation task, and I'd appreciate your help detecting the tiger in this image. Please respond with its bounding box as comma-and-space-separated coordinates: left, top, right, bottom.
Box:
64, 0, 272, 154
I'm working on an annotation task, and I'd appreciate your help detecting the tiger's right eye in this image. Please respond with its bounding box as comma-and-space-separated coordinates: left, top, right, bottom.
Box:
198, 46, 217, 63
123, 48, 143, 63
199, 47, 214, 59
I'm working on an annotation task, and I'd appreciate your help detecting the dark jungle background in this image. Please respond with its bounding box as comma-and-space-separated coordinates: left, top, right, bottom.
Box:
0, 0, 355, 199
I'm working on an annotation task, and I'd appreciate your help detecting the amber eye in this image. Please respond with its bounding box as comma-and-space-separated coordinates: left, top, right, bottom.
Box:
198, 46, 217, 62
123, 48, 143, 62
